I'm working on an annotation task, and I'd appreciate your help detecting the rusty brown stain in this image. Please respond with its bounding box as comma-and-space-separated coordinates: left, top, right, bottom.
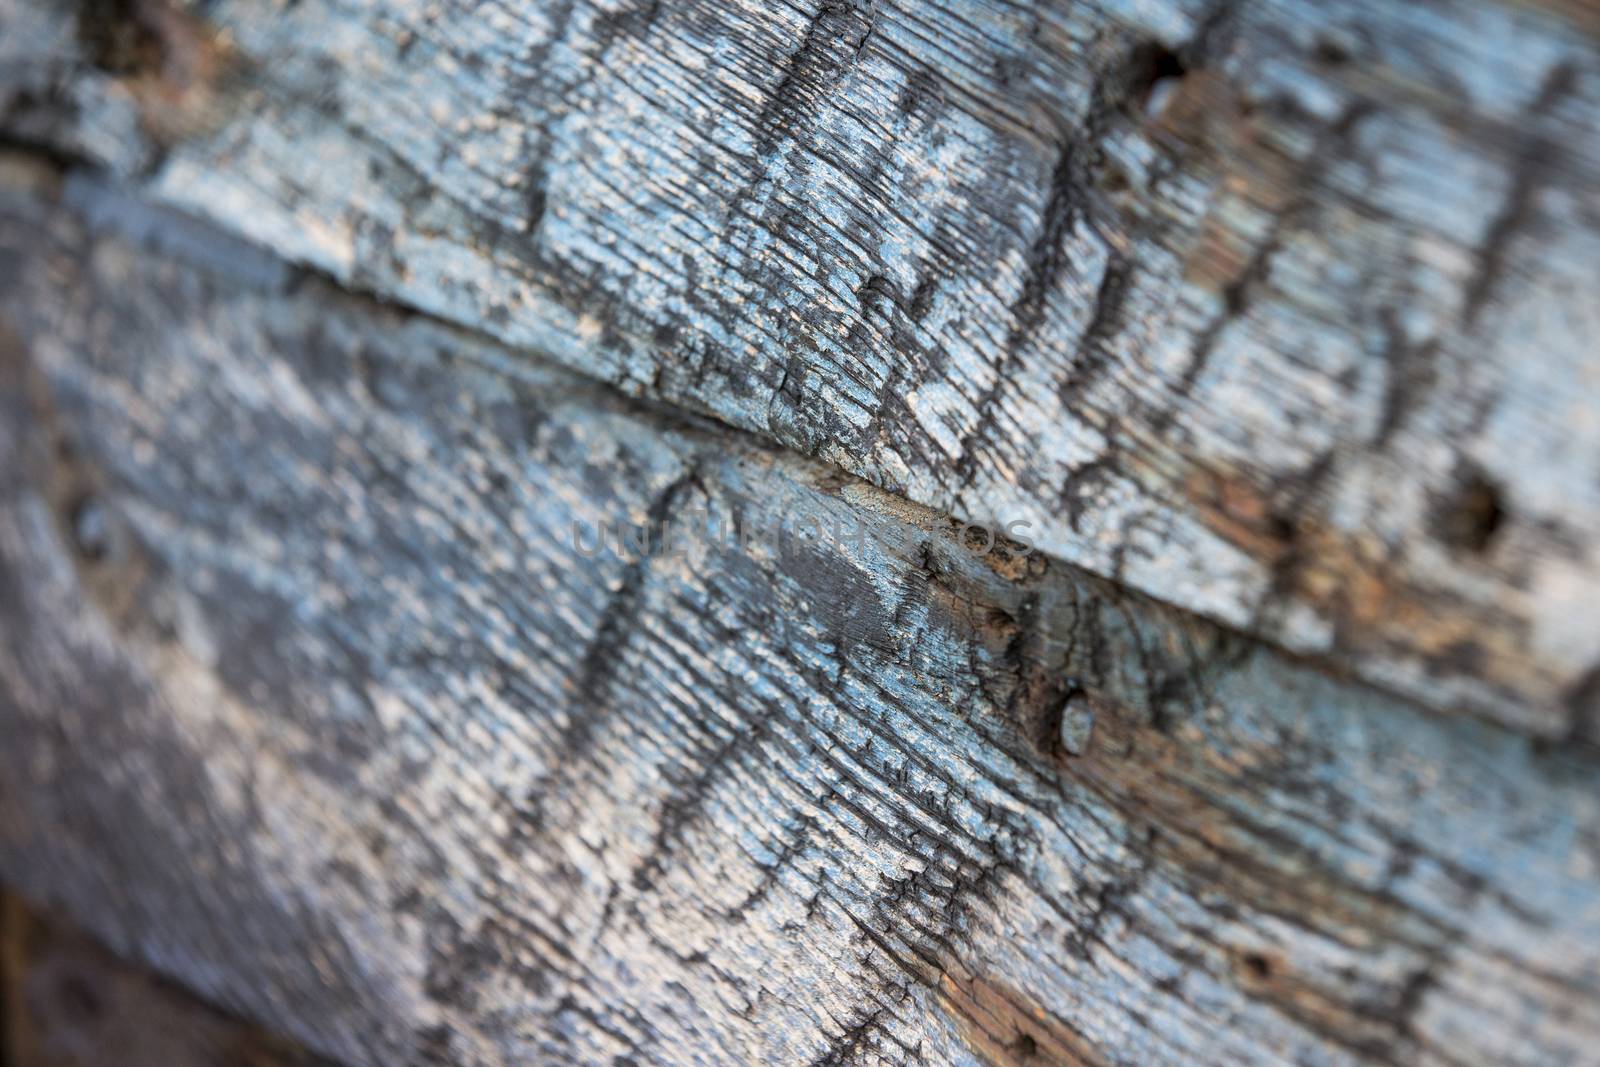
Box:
1058, 705, 1445, 1057
1178, 466, 1295, 561
1173, 463, 1533, 715
938, 959, 1108, 1067
1287, 518, 1524, 680
1153, 71, 1303, 298
97, 0, 239, 144
1, 894, 30, 1065
1061, 696, 1422, 948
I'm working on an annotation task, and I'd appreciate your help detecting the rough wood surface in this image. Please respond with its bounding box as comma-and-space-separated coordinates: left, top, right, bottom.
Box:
4, 0, 1600, 733
2, 165, 1599, 1066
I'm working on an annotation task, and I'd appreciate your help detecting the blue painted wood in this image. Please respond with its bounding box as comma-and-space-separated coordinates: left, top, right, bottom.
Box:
4, 0, 1599, 732
1, 169, 1597, 1066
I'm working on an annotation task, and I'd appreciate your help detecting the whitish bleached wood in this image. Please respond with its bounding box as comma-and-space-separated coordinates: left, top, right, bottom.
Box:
2, 167, 1598, 1067
4, 0, 1600, 734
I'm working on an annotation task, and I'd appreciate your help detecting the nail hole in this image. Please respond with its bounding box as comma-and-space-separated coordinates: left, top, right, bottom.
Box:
909, 275, 938, 321
856, 273, 894, 309
69, 493, 112, 562
1563, 664, 1600, 744
1438, 470, 1506, 554
1014, 1031, 1039, 1058
1313, 35, 1352, 67
1221, 280, 1247, 316
1242, 952, 1272, 979
1126, 41, 1188, 118
77, 0, 165, 77
1056, 688, 1095, 757
525, 184, 548, 235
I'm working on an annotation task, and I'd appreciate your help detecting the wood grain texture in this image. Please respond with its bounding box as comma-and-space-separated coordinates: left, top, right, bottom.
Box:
2, 168, 1598, 1066
5, 0, 1600, 734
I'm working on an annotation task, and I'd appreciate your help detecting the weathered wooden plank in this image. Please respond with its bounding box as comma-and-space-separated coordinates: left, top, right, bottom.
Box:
4, 0, 1599, 733
2, 165, 1597, 1066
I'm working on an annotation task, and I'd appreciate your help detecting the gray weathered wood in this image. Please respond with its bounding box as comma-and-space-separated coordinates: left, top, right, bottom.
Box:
2, 163, 1598, 1066
6, 0, 1600, 733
